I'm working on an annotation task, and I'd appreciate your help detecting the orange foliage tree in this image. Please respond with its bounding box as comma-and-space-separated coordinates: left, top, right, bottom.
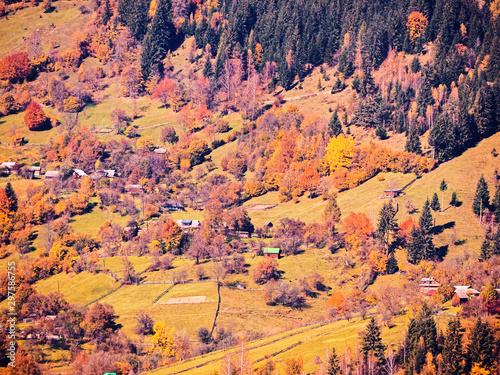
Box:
406, 11, 428, 44
161, 219, 184, 253
300, 166, 320, 198
24, 101, 49, 131
0, 52, 32, 83
327, 291, 347, 316
342, 212, 373, 250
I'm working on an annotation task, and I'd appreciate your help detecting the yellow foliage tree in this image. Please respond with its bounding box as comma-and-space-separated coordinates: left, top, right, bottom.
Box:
471, 364, 491, 375
150, 322, 176, 357
406, 11, 428, 44
491, 0, 500, 21
369, 251, 388, 273
137, 136, 154, 150
325, 134, 355, 173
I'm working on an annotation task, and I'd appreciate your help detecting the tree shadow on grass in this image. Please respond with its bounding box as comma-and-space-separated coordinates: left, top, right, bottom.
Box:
433, 221, 455, 235
436, 245, 449, 259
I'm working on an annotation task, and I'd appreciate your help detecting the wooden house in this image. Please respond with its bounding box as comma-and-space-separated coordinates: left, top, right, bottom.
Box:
154, 148, 167, 155
419, 277, 441, 295
162, 200, 184, 211
0, 162, 20, 176
124, 184, 143, 195
44, 171, 61, 180
176, 219, 201, 231
73, 169, 87, 179
452, 286, 480, 307
25, 166, 41, 179
263, 248, 281, 259
382, 188, 403, 198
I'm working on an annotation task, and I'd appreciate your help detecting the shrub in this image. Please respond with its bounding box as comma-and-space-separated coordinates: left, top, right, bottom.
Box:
24, 101, 49, 131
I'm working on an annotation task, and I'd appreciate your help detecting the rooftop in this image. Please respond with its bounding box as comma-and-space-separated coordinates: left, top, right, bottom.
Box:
263, 248, 280, 254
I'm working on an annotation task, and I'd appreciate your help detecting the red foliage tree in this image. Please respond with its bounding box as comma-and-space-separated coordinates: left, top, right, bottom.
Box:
24, 101, 48, 131
0, 52, 32, 83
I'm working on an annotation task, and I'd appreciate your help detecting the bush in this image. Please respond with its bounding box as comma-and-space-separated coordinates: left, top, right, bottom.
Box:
252, 259, 279, 284
24, 101, 50, 131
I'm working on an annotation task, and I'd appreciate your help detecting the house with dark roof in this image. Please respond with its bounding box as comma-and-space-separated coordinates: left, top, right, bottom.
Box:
162, 200, 184, 211
263, 248, 281, 259
176, 220, 201, 231
25, 166, 41, 179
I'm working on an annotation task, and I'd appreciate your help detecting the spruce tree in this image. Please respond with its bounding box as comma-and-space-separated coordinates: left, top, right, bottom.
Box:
479, 229, 493, 261
405, 128, 422, 155
442, 318, 464, 375
473, 86, 496, 138
492, 183, 500, 223
141, 0, 175, 79
466, 317, 494, 372
405, 305, 438, 375
419, 199, 433, 234
386, 253, 398, 274
328, 110, 343, 137
439, 179, 447, 212
361, 318, 386, 370
5, 182, 17, 212
102, 0, 112, 25
377, 202, 397, 252
326, 347, 341, 375
430, 193, 440, 227
492, 225, 500, 257
472, 175, 489, 218
203, 55, 214, 78
407, 227, 423, 264
450, 191, 458, 207
117, 0, 150, 41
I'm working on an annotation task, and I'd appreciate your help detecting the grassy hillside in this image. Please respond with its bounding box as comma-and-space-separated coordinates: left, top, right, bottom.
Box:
146, 314, 412, 375
34, 271, 120, 306
0, 1, 91, 57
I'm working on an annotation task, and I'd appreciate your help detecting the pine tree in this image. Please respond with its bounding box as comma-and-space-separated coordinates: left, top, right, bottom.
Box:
430, 193, 440, 227
377, 202, 397, 253
102, 0, 112, 25
407, 226, 423, 264
473, 86, 496, 138
492, 225, 500, 257
405, 128, 422, 154
417, 65, 436, 116
5, 182, 17, 212
328, 110, 343, 137
467, 317, 494, 372
361, 318, 386, 370
442, 318, 464, 375
326, 347, 341, 375
450, 191, 458, 207
440, 179, 447, 212
141, 0, 175, 80
118, 0, 150, 41
479, 228, 493, 261
203, 55, 214, 78
419, 198, 433, 234
386, 253, 398, 274
405, 305, 438, 375
472, 175, 489, 219
492, 182, 500, 223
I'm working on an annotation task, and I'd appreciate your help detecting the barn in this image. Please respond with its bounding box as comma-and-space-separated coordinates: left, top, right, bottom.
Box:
263, 248, 280, 259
